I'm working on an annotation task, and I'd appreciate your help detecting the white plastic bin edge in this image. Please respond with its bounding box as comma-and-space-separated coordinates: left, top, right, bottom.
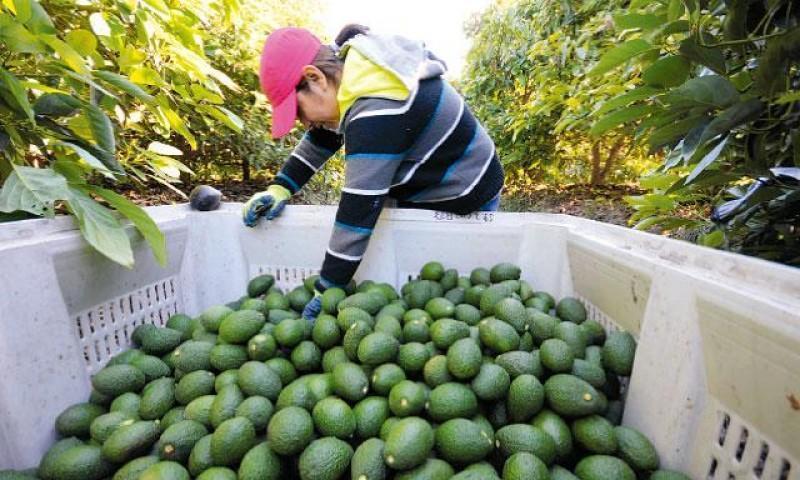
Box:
0, 204, 797, 479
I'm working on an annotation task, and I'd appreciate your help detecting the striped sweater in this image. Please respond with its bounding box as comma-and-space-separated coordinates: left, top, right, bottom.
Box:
272, 34, 504, 289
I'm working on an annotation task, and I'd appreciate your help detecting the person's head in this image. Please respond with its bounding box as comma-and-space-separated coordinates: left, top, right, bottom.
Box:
260, 24, 369, 138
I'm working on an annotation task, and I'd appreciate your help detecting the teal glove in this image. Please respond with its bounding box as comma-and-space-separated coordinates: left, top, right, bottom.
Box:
302, 277, 336, 322
302, 291, 323, 321
242, 184, 291, 227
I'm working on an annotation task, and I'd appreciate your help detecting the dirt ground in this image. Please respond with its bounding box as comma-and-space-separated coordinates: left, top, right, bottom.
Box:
118, 180, 640, 227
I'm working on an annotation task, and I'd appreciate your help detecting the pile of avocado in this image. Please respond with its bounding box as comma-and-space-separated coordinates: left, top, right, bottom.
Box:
7, 262, 693, 480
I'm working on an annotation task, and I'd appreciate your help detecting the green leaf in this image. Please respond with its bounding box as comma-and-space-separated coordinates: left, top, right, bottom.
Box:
189, 84, 224, 104
685, 137, 729, 184
208, 68, 240, 92
118, 0, 139, 14
589, 39, 655, 77
93, 70, 155, 104
216, 107, 243, 132
141, 0, 170, 16
33, 93, 80, 117
0, 165, 70, 216
54, 141, 114, 178
51, 158, 86, 183
41, 35, 90, 76
666, 170, 740, 193
118, 46, 147, 70
698, 229, 724, 247
86, 185, 166, 267
83, 104, 116, 159
55, 67, 119, 100
640, 172, 680, 190
662, 141, 685, 169
19, 80, 65, 94
12, 0, 31, 23
633, 215, 670, 230
158, 104, 197, 149
678, 38, 726, 75
637, 108, 687, 132
642, 56, 690, 88
647, 114, 708, 149
129, 67, 163, 86
596, 86, 661, 115
667, 0, 683, 21
613, 13, 666, 30
776, 91, 800, 104
147, 141, 182, 156
66, 186, 134, 268
0, 13, 45, 53
729, 70, 752, 91
657, 19, 691, 37
643, 193, 676, 210
65, 29, 97, 56
67, 111, 93, 140
144, 153, 186, 178
664, 75, 740, 109
198, 104, 243, 132
590, 105, 655, 136
0, 66, 34, 123
17, 0, 53, 34
682, 98, 764, 160
701, 98, 764, 139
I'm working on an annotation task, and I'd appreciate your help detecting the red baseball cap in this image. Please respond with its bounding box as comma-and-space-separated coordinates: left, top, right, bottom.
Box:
259, 28, 322, 139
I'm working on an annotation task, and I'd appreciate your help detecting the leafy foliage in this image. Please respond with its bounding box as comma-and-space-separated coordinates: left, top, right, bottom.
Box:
177, 0, 324, 181
462, 0, 658, 186
466, 0, 799, 265
0, 0, 322, 267
588, 0, 800, 265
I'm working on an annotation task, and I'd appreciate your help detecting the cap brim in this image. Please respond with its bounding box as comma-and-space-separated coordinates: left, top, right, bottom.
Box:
271, 91, 298, 139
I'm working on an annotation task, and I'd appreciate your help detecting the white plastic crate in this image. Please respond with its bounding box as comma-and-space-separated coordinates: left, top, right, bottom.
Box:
0, 204, 798, 477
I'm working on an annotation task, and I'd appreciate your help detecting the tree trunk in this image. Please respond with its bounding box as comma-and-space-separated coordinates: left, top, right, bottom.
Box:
598, 138, 625, 185
242, 156, 250, 182
590, 141, 602, 186
590, 138, 625, 186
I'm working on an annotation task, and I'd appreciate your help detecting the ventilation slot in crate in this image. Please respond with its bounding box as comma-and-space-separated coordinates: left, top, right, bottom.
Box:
576, 294, 619, 334
253, 265, 320, 292
573, 295, 632, 400
73, 276, 182, 374
708, 409, 793, 479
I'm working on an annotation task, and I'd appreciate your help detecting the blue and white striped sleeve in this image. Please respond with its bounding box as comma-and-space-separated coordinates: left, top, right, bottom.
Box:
272, 128, 342, 194
317, 110, 410, 288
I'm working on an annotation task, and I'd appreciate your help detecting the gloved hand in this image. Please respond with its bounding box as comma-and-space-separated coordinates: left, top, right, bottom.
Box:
302, 293, 322, 321
242, 184, 291, 227
302, 277, 334, 321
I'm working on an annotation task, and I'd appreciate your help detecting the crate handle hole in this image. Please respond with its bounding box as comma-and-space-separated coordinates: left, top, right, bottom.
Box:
708, 457, 718, 478
718, 412, 731, 446
779, 460, 791, 480
735, 426, 749, 462
753, 442, 769, 477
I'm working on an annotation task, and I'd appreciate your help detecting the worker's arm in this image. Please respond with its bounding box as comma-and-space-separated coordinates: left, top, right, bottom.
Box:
243, 128, 342, 226
302, 113, 408, 318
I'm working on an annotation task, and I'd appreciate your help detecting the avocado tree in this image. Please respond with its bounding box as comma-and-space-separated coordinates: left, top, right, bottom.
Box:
178, 0, 325, 182
462, 0, 656, 186
0, 0, 325, 267
0, 0, 247, 266
466, 0, 799, 265
583, 0, 799, 264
